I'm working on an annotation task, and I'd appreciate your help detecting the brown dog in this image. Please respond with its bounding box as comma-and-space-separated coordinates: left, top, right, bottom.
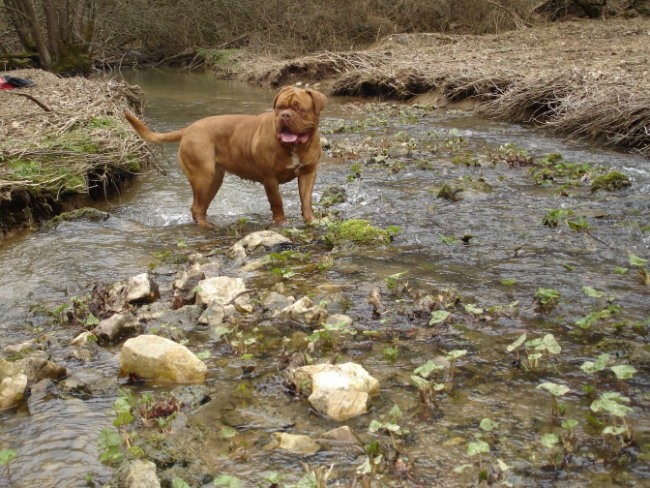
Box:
124, 86, 327, 227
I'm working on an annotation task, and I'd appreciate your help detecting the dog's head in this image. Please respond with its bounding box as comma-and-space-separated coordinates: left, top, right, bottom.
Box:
273, 86, 327, 145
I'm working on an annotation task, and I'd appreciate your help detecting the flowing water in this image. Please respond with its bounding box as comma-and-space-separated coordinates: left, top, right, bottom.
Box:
0, 69, 648, 487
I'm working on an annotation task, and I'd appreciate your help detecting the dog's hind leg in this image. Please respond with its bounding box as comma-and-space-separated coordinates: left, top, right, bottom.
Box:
188, 165, 225, 227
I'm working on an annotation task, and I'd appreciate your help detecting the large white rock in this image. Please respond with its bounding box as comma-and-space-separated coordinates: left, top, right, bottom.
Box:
290, 363, 380, 421
195, 276, 247, 307
120, 335, 207, 384
0, 373, 27, 410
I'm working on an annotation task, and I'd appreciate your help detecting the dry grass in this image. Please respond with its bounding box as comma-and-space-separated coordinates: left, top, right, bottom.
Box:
0, 69, 151, 236
242, 17, 650, 155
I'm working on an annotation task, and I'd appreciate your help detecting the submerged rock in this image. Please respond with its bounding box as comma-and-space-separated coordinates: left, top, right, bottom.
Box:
266, 432, 320, 455
120, 334, 207, 384
288, 362, 380, 421
316, 425, 364, 452
172, 269, 205, 308
116, 459, 161, 488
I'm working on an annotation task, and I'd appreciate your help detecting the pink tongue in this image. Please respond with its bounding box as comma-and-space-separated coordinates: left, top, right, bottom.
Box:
281, 133, 299, 143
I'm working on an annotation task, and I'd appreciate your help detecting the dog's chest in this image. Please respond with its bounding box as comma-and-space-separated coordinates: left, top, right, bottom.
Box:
289, 153, 301, 170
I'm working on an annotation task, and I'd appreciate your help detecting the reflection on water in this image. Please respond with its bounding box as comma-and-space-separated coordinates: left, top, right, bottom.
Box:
0, 69, 648, 487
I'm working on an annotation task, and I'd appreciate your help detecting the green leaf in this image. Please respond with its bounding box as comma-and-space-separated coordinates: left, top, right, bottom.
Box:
590, 392, 632, 417
213, 474, 242, 488
446, 349, 467, 361
539, 334, 561, 355
537, 381, 570, 397
602, 425, 627, 436
429, 310, 451, 326
506, 332, 527, 352
368, 419, 382, 433
540, 433, 559, 448
85, 312, 100, 326
467, 440, 490, 456
464, 303, 484, 315
0, 449, 17, 466
414, 359, 447, 378
561, 419, 579, 430
410, 374, 430, 391
480, 418, 497, 432
453, 463, 473, 474
610, 364, 637, 380
582, 285, 604, 298
172, 478, 192, 488
628, 252, 648, 267
221, 426, 238, 439
580, 353, 609, 374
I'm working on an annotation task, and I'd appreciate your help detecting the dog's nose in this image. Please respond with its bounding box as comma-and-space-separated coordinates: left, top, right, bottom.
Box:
281, 110, 292, 120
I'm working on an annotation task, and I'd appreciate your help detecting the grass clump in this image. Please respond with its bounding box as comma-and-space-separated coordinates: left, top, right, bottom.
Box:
325, 219, 400, 245
590, 171, 631, 193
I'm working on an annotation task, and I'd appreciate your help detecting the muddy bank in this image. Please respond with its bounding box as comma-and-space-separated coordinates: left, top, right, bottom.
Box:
0, 69, 151, 240
237, 17, 650, 156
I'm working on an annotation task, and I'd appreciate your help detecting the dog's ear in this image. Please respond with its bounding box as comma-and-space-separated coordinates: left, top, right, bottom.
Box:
273, 86, 294, 108
306, 89, 327, 116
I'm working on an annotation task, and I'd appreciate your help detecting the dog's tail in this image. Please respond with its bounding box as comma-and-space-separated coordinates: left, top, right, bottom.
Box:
124, 110, 184, 143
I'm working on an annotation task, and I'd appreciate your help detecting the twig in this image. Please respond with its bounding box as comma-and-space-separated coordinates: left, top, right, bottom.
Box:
9, 92, 52, 112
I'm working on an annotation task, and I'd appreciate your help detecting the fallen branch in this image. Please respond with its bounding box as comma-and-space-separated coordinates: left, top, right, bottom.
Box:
9, 92, 52, 112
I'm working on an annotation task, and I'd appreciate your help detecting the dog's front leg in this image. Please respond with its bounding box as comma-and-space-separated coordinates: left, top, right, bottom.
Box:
263, 178, 286, 224
297, 169, 316, 223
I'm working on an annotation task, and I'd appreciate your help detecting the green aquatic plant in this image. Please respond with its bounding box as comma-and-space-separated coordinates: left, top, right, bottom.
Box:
429, 310, 451, 326
507, 333, 561, 371
385, 271, 408, 294
590, 170, 631, 193
590, 392, 633, 448
537, 381, 570, 417
542, 208, 573, 227
0, 449, 16, 487
534, 287, 561, 312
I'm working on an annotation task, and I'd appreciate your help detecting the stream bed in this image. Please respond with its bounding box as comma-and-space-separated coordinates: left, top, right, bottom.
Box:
0, 69, 648, 487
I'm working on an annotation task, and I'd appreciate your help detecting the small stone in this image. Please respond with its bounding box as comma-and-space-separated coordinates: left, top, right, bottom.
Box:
267, 432, 320, 455
195, 276, 247, 307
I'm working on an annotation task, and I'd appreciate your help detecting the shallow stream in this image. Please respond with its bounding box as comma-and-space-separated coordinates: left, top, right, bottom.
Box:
0, 69, 648, 487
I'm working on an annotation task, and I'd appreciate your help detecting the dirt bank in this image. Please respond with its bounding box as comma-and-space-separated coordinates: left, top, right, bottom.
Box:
238, 17, 649, 156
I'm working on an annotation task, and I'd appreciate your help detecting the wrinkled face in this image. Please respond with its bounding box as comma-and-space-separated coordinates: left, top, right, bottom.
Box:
273, 86, 327, 145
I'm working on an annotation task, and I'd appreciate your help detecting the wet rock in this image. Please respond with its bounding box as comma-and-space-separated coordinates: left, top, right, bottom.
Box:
324, 314, 353, 329
316, 425, 364, 452
289, 362, 379, 421
93, 311, 141, 345
195, 276, 247, 307
262, 291, 295, 312
221, 404, 294, 431
279, 296, 327, 326
3, 339, 40, 357
120, 334, 207, 384
124, 273, 161, 304
149, 305, 203, 334
116, 459, 161, 488
43, 207, 110, 229
172, 269, 205, 309
198, 303, 227, 327
71, 331, 93, 346
22, 356, 66, 382
230, 230, 290, 257
265, 432, 320, 455
0, 373, 27, 410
